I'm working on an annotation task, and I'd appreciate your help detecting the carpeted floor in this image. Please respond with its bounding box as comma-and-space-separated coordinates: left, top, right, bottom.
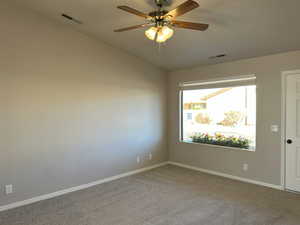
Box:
1, 165, 300, 225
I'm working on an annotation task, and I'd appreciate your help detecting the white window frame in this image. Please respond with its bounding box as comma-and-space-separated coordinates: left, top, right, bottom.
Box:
179, 75, 257, 151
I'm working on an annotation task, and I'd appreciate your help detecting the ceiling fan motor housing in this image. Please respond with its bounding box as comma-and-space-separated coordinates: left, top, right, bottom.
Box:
149, 10, 168, 18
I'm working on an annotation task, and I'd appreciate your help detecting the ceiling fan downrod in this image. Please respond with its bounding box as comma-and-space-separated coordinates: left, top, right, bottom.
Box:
154, 0, 171, 8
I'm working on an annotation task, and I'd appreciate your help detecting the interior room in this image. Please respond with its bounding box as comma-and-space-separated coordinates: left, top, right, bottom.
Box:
1, 0, 300, 224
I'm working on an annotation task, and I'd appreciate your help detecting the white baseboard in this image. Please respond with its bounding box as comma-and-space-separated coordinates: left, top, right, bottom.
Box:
168, 161, 284, 190
0, 161, 283, 212
0, 162, 168, 212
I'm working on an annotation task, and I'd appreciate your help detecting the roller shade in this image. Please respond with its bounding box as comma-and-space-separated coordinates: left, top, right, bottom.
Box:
179, 75, 256, 90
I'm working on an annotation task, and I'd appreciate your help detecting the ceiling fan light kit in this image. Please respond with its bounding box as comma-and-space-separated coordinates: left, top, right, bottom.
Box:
145, 26, 174, 43
115, 0, 209, 44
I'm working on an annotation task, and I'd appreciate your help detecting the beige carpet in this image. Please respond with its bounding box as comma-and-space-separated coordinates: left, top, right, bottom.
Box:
1, 165, 300, 225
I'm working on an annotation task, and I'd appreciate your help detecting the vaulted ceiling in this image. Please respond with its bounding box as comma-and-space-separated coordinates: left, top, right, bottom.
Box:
9, 0, 300, 71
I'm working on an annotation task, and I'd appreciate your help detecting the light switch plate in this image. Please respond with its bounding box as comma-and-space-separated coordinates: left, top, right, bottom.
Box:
271, 125, 279, 132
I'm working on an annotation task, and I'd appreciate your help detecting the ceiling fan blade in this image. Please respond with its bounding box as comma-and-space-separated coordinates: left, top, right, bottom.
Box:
165, 0, 199, 18
117, 6, 149, 19
114, 23, 150, 32
172, 20, 209, 31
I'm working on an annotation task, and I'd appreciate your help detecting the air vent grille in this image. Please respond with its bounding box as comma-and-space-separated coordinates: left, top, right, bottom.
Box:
209, 54, 227, 59
62, 14, 82, 24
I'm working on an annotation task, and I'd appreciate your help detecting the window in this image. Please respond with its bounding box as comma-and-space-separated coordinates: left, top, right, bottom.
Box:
186, 113, 193, 120
180, 76, 256, 150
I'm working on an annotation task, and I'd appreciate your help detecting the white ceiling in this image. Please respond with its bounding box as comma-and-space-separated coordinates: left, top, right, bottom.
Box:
9, 0, 300, 71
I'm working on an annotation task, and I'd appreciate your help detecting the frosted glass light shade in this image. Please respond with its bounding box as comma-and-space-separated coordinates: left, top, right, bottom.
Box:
145, 27, 158, 41
160, 26, 174, 41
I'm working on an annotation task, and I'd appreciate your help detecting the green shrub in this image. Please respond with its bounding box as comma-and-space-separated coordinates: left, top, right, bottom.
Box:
217, 111, 243, 127
195, 113, 212, 124
190, 133, 250, 149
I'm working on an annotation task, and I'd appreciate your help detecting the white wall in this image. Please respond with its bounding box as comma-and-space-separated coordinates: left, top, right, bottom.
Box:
0, 2, 167, 206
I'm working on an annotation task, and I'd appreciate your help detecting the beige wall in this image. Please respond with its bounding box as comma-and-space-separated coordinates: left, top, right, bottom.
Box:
0, 2, 167, 206
168, 50, 300, 186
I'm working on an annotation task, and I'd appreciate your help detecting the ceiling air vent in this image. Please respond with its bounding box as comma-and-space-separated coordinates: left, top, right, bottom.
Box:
209, 54, 227, 59
62, 14, 82, 24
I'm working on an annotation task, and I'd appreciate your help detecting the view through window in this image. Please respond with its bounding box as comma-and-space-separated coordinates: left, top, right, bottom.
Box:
181, 85, 256, 150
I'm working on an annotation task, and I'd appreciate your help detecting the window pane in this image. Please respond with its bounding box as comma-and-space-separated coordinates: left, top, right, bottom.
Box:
182, 85, 256, 150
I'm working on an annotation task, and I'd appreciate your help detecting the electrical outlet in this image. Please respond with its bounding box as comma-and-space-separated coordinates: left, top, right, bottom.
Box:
136, 156, 140, 164
243, 164, 248, 171
149, 153, 152, 160
5, 184, 13, 195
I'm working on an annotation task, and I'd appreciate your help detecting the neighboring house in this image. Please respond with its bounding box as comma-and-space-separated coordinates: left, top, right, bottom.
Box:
183, 87, 256, 126
183, 102, 206, 122
205, 87, 256, 126
183, 86, 256, 141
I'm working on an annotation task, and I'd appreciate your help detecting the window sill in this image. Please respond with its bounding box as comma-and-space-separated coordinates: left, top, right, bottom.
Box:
179, 140, 256, 152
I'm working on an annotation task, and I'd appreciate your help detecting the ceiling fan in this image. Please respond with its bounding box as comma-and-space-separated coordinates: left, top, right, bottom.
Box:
114, 0, 209, 43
